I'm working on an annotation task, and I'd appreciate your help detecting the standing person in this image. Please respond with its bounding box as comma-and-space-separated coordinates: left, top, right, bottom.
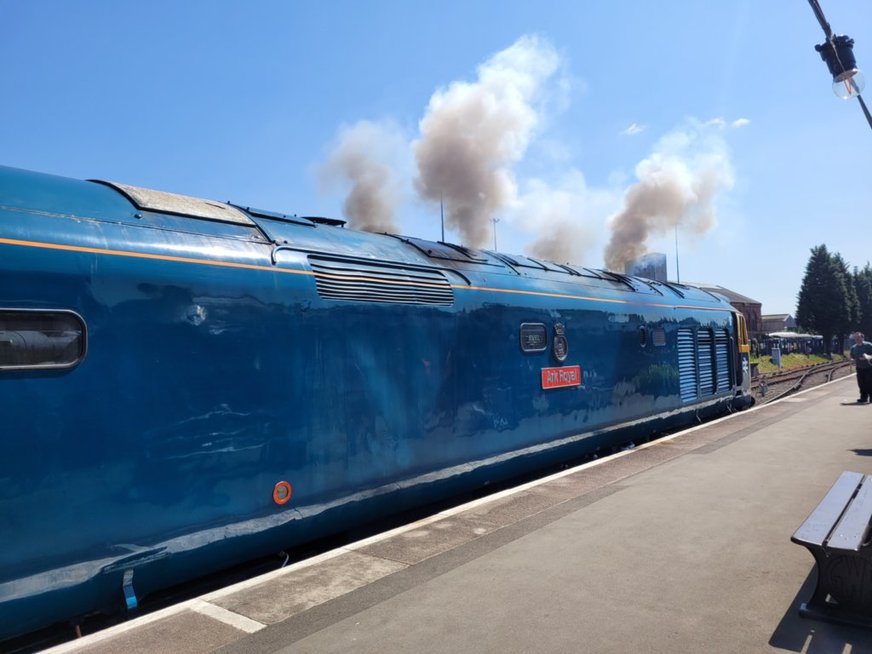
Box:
850, 331, 872, 403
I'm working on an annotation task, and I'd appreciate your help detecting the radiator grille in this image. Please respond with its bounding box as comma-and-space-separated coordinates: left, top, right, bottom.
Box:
715, 329, 730, 391
678, 327, 697, 402
697, 328, 714, 396
309, 257, 454, 306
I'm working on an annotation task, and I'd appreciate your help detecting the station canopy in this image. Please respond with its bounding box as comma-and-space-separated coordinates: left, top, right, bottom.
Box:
766, 331, 822, 340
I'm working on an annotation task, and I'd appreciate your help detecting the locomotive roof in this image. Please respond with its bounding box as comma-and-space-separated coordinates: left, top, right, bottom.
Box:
0, 165, 731, 308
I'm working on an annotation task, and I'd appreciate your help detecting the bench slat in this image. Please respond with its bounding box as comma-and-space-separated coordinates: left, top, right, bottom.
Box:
829, 476, 872, 551
792, 471, 865, 547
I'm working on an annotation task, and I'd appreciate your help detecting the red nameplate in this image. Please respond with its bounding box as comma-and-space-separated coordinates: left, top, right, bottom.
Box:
541, 365, 581, 389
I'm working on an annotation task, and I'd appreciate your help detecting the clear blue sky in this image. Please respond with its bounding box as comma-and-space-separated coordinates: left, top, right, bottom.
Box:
3, 1, 871, 315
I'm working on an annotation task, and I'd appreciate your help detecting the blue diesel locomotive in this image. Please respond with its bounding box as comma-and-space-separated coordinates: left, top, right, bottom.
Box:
0, 165, 752, 640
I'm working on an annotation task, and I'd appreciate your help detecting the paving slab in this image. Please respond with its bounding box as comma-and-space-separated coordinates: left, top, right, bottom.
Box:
212, 550, 407, 625
79, 610, 245, 654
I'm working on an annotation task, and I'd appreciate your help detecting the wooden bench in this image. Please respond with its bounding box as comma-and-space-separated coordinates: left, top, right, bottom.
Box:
792, 471, 872, 627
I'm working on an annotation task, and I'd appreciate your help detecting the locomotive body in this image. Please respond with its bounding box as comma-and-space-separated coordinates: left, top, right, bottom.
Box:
0, 165, 751, 639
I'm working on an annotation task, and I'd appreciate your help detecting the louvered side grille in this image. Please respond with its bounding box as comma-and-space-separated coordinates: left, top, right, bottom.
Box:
678, 328, 697, 402
698, 329, 714, 396
309, 257, 454, 306
715, 329, 730, 391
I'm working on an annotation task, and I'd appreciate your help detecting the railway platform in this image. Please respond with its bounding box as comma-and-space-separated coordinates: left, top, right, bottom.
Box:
44, 375, 872, 654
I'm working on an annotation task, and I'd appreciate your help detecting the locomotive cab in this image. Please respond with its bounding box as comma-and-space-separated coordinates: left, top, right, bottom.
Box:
732, 311, 755, 409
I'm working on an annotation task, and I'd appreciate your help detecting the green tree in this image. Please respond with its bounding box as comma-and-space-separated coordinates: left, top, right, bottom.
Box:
855, 263, 872, 338
796, 244, 851, 354
833, 253, 859, 351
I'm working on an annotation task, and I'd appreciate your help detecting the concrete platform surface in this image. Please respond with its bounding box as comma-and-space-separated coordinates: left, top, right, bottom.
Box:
45, 377, 872, 654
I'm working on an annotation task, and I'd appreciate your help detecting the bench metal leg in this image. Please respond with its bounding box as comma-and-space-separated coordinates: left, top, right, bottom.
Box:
800, 551, 872, 628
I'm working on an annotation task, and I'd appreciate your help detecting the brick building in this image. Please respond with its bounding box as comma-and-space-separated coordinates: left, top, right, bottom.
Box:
687, 283, 764, 342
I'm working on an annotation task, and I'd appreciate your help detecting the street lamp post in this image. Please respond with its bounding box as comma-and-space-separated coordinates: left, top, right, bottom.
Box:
491, 217, 500, 251
807, 0, 872, 131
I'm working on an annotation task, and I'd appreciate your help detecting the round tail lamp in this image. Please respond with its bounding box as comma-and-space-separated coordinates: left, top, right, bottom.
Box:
273, 481, 292, 505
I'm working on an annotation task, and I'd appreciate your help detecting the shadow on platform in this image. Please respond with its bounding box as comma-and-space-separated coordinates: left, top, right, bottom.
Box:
770, 568, 872, 653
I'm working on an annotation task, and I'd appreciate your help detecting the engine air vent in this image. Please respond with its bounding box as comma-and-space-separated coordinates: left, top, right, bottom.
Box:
309, 256, 453, 306
715, 329, 730, 391
677, 327, 697, 402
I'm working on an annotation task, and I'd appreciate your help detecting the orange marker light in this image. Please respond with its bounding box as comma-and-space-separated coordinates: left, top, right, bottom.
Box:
272, 481, 292, 505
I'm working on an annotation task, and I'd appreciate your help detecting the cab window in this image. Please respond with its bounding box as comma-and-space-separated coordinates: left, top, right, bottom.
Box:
0, 310, 86, 370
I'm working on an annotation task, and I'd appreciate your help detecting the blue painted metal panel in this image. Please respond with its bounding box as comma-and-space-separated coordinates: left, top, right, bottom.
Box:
0, 165, 133, 220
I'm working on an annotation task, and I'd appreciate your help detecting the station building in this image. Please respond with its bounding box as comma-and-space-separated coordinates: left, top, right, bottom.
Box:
686, 283, 763, 342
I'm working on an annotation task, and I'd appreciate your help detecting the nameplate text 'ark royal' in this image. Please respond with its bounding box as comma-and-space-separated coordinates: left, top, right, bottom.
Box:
541, 365, 581, 389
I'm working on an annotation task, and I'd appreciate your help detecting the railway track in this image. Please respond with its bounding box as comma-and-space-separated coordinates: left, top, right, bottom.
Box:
751, 360, 854, 403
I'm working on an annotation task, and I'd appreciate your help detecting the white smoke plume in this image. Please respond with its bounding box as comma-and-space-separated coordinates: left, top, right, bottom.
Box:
527, 221, 589, 264
413, 35, 560, 247
603, 121, 735, 272
318, 120, 406, 233
513, 171, 609, 264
